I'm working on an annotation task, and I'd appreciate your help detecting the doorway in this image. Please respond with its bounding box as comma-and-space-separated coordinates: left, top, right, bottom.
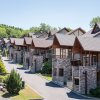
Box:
34, 59, 37, 72
26, 58, 30, 69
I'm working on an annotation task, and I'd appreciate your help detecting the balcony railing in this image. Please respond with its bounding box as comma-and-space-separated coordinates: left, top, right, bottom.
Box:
52, 54, 67, 59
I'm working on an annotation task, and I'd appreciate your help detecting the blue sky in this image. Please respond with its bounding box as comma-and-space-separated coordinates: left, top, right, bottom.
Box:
0, 0, 100, 31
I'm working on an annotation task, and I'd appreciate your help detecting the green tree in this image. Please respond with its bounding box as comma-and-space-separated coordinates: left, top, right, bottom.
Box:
41, 60, 52, 74
0, 24, 25, 38
30, 23, 57, 34
39, 23, 51, 33
90, 16, 100, 28
5, 69, 22, 94
0, 27, 7, 38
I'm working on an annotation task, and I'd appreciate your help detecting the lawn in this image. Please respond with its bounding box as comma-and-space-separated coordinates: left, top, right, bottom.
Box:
17, 64, 23, 67
0, 85, 42, 100
42, 74, 52, 81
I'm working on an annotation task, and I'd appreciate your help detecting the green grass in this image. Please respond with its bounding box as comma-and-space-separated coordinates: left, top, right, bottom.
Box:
17, 64, 23, 67
42, 74, 52, 81
0, 85, 42, 100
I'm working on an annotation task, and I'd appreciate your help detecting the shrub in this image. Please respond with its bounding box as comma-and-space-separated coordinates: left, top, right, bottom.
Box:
0, 59, 7, 73
5, 69, 22, 94
0, 75, 8, 82
41, 60, 52, 74
90, 87, 100, 98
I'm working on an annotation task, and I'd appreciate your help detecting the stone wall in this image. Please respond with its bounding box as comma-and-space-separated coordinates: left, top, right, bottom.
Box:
13, 50, 23, 63
30, 55, 43, 73
23, 51, 30, 69
72, 66, 97, 94
9, 47, 14, 60
52, 57, 71, 86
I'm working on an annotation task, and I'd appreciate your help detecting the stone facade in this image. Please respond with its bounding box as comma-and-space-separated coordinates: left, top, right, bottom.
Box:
23, 51, 30, 69
30, 55, 43, 73
9, 47, 14, 60
72, 66, 97, 94
23, 49, 34, 69
52, 57, 71, 86
13, 50, 23, 64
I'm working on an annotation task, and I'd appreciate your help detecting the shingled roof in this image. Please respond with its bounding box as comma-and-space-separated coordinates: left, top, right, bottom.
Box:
54, 34, 75, 47
82, 23, 100, 37
32, 38, 53, 49
24, 37, 32, 45
14, 38, 25, 46
3, 38, 10, 43
67, 27, 86, 35
77, 36, 100, 52
57, 27, 70, 33
10, 38, 16, 44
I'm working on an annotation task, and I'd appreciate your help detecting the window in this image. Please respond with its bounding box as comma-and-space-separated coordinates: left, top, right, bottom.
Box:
83, 56, 89, 66
74, 78, 79, 85
92, 55, 97, 65
59, 68, 64, 76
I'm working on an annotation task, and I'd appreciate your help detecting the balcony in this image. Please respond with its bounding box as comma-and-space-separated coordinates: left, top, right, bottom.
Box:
71, 59, 82, 66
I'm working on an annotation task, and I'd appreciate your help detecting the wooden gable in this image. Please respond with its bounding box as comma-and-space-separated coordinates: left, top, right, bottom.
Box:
72, 37, 84, 53
69, 28, 85, 36
91, 23, 100, 34
30, 40, 35, 49
52, 35, 61, 48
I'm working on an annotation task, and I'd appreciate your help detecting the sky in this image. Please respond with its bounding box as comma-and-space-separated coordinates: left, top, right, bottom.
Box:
0, 0, 100, 31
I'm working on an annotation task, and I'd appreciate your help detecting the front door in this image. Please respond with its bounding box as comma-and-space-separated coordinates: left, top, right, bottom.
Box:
15, 53, 17, 63
26, 58, 30, 69
34, 59, 37, 72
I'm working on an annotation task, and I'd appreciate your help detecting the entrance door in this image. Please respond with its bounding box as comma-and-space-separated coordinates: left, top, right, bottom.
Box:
21, 54, 23, 64
34, 59, 37, 72
15, 53, 17, 63
26, 58, 30, 69
11, 53, 13, 60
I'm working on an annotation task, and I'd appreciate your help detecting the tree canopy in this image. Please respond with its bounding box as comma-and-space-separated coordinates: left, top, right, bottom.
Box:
0, 23, 72, 38
29, 23, 57, 33
90, 16, 100, 28
0, 24, 26, 38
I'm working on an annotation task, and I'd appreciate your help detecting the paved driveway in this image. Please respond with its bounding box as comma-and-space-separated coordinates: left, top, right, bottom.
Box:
2, 57, 95, 100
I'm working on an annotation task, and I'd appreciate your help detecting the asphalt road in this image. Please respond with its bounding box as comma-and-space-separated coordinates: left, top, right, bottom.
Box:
2, 57, 96, 100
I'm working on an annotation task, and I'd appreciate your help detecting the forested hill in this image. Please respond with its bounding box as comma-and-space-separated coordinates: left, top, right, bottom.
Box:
0, 23, 57, 38
0, 23, 72, 38
0, 24, 27, 38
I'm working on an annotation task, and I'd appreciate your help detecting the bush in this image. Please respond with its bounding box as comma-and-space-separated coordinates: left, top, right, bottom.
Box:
0, 75, 8, 82
5, 69, 22, 94
0, 59, 7, 73
41, 60, 52, 74
90, 87, 100, 98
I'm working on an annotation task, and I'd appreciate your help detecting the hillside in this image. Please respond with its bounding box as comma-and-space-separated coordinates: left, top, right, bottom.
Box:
0, 24, 27, 38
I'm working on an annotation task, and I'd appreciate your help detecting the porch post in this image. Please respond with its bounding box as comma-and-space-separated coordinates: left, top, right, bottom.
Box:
60, 48, 61, 58
85, 51, 87, 66
97, 52, 98, 70
81, 50, 83, 66
89, 51, 91, 66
